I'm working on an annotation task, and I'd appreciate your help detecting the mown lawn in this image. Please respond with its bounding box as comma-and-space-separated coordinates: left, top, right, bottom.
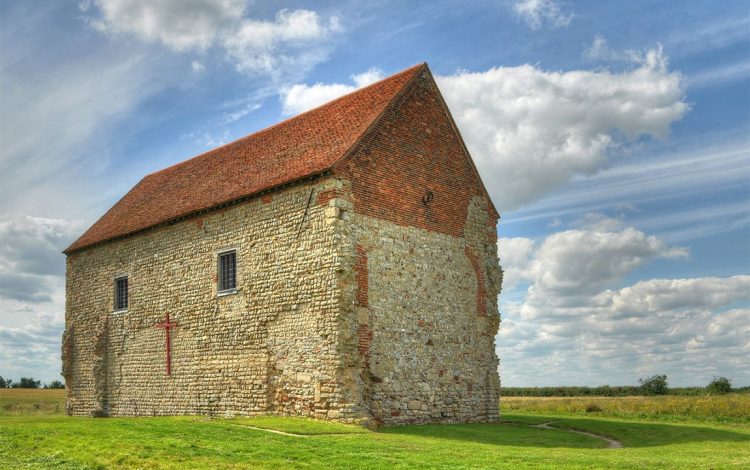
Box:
1, 389, 749, 469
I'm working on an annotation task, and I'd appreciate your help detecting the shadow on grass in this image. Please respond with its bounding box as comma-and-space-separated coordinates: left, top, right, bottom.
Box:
380, 415, 750, 449
379, 422, 603, 449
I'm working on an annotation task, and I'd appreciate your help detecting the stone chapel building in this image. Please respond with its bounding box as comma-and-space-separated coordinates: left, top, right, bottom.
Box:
63, 63, 502, 425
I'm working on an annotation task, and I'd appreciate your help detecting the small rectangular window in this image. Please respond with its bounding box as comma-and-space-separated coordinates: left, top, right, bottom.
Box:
218, 251, 237, 293
114, 276, 128, 311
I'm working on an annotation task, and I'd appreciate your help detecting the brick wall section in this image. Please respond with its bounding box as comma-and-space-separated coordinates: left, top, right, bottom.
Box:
333, 68, 498, 239
316, 188, 347, 207
464, 246, 487, 316
357, 324, 373, 357
354, 244, 369, 307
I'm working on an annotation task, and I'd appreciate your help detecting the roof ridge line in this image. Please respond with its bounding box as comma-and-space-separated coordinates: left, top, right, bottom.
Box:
64, 62, 430, 254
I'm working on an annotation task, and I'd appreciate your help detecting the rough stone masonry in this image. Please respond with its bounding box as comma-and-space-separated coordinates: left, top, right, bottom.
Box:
63, 63, 502, 426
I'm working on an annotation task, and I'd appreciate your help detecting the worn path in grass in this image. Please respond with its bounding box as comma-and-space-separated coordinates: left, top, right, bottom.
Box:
530, 421, 623, 448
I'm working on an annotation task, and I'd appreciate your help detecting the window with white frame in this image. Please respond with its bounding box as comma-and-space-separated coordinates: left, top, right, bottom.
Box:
114, 276, 128, 311
218, 250, 237, 293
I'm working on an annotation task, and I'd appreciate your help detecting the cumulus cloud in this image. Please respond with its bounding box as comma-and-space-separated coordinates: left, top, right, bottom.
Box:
512, 0, 572, 30
498, 220, 750, 386
224, 9, 341, 77
437, 47, 688, 211
527, 221, 687, 298
501, 217, 687, 299
280, 67, 384, 115
84, 1, 341, 79
497, 237, 535, 289
501, 276, 750, 386
86, 0, 247, 51
602, 276, 750, 317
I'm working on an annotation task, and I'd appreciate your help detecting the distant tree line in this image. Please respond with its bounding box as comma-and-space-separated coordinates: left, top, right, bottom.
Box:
0, 376, 64, 389
502, 376, 748, 397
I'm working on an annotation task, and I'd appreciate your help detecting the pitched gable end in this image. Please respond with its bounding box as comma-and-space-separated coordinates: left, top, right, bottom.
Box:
332, 65, 498, 237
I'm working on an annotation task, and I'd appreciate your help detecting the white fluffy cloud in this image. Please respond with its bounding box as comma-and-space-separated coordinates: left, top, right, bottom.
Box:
84, 1, 341, 79
501, 279, 750, 386
438, 48, 688, 212
528, 222, 687, 297
602, 276, 750, 317
224, 9, 341, 77
280, 67, 384, 116
501, 216, 687, 297
498, 219, 750, 386
86, 0, 247, 50
498, 237, 536, 289
512, 0, 572, 30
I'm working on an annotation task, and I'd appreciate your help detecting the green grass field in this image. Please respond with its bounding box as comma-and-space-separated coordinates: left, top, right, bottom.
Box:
1, 390, 749, 469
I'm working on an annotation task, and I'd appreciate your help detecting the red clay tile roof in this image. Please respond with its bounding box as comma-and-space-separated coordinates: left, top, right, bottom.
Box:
65, 64, 426, 253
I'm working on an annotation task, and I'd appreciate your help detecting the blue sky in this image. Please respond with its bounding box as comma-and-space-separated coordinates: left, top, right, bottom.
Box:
1, 0, 748, 387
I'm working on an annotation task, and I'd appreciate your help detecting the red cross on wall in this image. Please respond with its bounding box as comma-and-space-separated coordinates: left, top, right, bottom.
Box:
155, 313, 177, 375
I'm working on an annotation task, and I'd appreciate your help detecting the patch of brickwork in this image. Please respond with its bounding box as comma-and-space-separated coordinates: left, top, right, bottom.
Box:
357, 324, 373, 358
354, 244, 369, 307
316, 188, 347, 207
463, 246, 487, 316
464, 196, 503, 328
65, 179, 364, 421
333, 68, 497, 239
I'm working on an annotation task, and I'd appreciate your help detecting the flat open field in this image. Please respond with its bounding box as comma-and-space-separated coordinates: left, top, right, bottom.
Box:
501, 395, 750, 424
1, 390, 748, 469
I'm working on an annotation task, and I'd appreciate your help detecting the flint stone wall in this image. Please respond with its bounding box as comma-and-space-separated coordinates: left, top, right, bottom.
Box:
64, 178, 364, 420
341, 195, 501, 425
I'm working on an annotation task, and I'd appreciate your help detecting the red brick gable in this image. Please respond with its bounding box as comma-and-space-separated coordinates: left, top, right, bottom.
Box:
65, 64, 425, 253
332, 67, 498, 238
